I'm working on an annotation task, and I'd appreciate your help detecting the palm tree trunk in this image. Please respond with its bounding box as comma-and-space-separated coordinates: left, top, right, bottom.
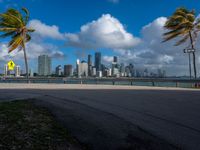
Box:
189, 31, 197, 79
192, 52, 197, 79
188, 53, 192, 79
23, 47, 29, 83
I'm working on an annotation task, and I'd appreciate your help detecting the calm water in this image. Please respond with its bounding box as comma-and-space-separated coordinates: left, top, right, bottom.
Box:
0, 79, 196, 88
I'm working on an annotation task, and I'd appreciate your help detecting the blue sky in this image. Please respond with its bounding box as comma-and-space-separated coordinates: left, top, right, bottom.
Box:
0, 0, 200, 75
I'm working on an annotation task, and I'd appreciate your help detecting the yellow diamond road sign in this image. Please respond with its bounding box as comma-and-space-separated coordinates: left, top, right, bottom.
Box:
7, 60, 15, 71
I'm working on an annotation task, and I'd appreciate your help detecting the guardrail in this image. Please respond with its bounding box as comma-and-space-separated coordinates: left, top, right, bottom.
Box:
1, 77, 200, 88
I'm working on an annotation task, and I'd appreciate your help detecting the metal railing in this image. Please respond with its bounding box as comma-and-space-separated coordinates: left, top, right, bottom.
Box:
1, 77, 200, 88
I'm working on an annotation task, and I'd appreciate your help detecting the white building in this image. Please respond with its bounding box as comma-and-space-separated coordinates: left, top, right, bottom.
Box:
15, 65, 20, 77
92, 67, 96, 77
108, 68, 112, 77
97, 71, 102, 78
113, 68, 119, 77
29, 69, 34, 77
77, 60, 88, 77
4, 64, 9, 77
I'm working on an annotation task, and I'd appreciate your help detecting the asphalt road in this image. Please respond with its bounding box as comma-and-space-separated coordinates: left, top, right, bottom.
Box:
0, 84, 200, 150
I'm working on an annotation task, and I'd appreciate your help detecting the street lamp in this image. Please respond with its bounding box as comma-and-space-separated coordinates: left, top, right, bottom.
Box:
183, 48, 196, 79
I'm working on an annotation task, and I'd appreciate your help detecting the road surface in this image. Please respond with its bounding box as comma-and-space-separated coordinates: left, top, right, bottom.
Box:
0, 84, 200, 150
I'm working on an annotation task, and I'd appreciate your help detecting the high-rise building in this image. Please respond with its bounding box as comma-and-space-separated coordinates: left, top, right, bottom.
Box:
64, 65, 73, 77
38, 55, 52, 76
97, 70, 102, 78
29, 69, 34, 77
55, 65, 62, 76
4, 64, 9, 77
88, 55, 92, 76
129, 63, 135, 77
113, 56, 118, 63
76, 59, 80, 77
15, 65, 20, 77
92, 67, 96, 77
125, 66, 131, 77
157, 69, 166, 78
95, 52, 101, 72
77, 60, 88, 77
88, 54, 92, 66
120, 63, 125, 77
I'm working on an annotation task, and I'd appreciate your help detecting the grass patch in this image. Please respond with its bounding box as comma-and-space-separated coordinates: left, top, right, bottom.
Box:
0, 100, 81, 150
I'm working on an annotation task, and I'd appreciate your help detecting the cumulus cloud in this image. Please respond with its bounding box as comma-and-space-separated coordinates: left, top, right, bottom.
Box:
112, 16, 200, 76
0, 42, 65, 61
66, 14, 140, 50
29, 19, 64, 40
103, 56, 113, 64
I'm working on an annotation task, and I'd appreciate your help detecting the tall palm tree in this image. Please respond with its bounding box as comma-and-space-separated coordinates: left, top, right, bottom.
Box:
163, 7, 199, 79
0, 8, 34, 82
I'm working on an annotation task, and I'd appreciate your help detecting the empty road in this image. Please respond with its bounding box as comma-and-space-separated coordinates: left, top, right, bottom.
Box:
0, 84, 200, 150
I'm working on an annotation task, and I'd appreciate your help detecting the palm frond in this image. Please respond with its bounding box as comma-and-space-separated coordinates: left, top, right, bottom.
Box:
163, 7, 196, 46
0, 7, 34, 53
22, 7, 29, 25
7, 8, 24, 24
0, 13, 22, 28
0, 22, 16, 28
0, 27, 17, 32
163, 32, 181, 42
0, 13, 23, 27
8, 34, 24, 53
175, 34, 189, 46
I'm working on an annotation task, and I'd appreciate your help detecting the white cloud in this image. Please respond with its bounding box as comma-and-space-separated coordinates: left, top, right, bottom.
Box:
66, 14, 140, 50
103, 56, 113, 63
0, 44, 10, 61
29, 19, 64, 40
112, 16, 200, 76
0, 42, 65, 61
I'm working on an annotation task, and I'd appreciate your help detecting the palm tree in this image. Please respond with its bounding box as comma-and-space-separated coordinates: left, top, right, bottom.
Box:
0, 8, 34, 82
163, 7, 200, 79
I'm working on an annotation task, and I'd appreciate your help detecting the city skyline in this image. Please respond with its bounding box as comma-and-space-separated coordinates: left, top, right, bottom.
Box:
2, 52, 167, 78
0, 0, 200, 76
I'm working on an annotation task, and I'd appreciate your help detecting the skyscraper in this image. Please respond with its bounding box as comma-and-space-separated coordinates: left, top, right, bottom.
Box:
4, 64, 9, 77
15, 65, 20, 77
38, 55, 52, 76
55, 65, 62, 76
88, 54, 92, 76
120, 63, 125, 77
129, 63, 135, 77
77, 60, 88, 77
88, 54, 92, 66
113, 56, 118, 63
64, 65, 73, 77
95, 52, 101, 72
